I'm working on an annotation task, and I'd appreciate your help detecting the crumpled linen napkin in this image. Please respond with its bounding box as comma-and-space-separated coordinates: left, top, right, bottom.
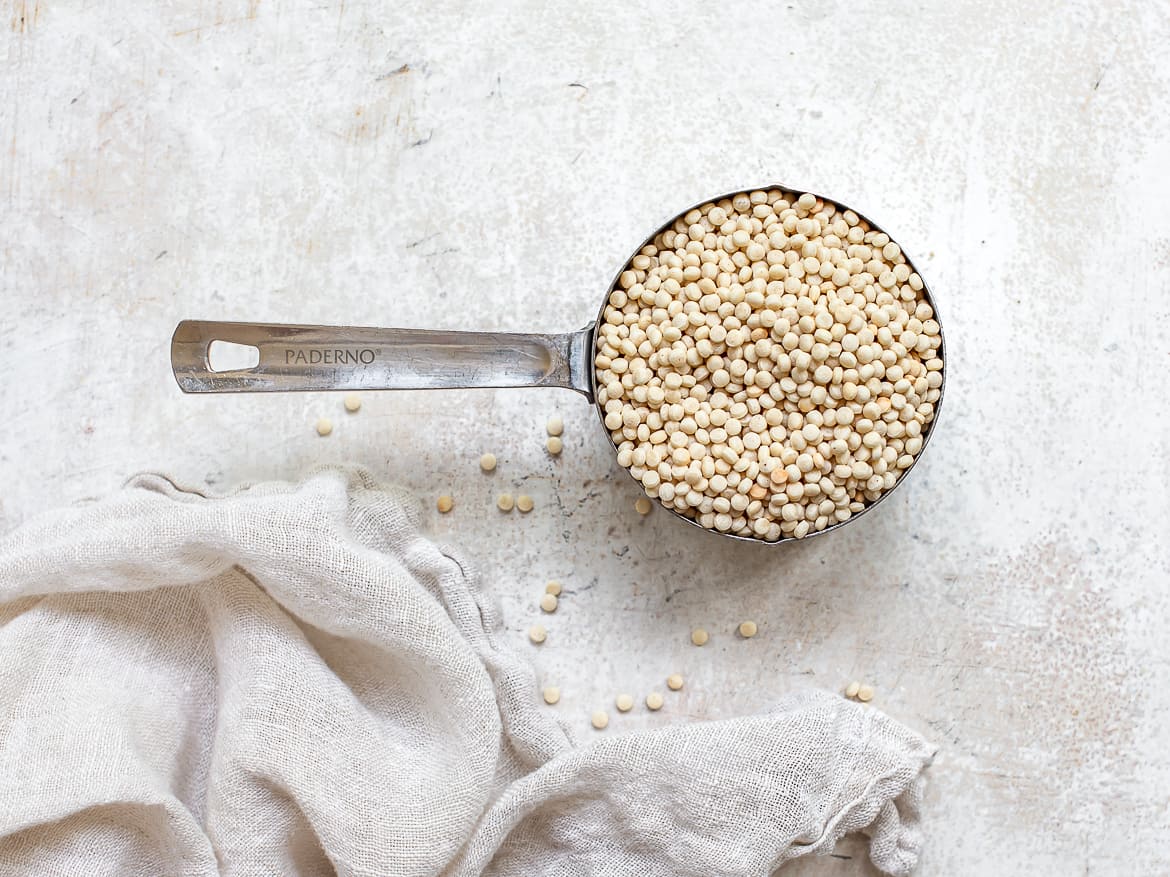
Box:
0, 468, 934, 876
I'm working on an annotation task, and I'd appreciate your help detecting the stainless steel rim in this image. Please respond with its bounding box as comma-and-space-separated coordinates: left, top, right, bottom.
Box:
588, 183, 947, 545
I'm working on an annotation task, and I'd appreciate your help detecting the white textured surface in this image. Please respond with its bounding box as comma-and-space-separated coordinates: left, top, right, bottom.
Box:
2, 1, 1168, 873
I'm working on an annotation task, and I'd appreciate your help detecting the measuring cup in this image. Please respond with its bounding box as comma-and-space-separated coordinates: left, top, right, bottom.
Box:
171, 185, 946, 543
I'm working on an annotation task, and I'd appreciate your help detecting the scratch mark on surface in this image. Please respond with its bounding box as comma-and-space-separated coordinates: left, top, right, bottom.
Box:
155, 250, 168, 260
171, 17, 254, 37
377, 63, 411, 81
410, 130, 433, 148
10, 0, 28, 32
97, 102, 126, 131
406, 232, 439, 249
6, 131, 15, 206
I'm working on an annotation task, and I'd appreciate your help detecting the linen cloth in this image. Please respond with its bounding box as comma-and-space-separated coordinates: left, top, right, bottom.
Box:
0, 468, 934, 876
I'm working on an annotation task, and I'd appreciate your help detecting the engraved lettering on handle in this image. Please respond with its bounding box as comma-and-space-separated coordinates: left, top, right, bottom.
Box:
283, 348, 379, 365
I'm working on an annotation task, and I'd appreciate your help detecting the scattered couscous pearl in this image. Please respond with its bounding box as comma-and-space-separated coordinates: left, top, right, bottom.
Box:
635, 497, 652, 515
315, 418, 332, 436
691, 628, 709, 646
517, 494, 534, 513
543, 686, 560, 705
436, 495, 454, 514
738, 620, 758, 638
591, 710, 609, 730
539, 593, 558, 613
646, 692, 664, 711
857, 685, 874, 702
545, 581, 562, 596
497, 493, 514, 512
666, 673, 684, 691
528, 625, 547, 644
480, 453, 497, 472
546, 436, 563, 455
845, 680, 861, 698
594, 188, 942, 542
343, 393, 361, 413
547, 416, 564, 436
615, 693, 634, 712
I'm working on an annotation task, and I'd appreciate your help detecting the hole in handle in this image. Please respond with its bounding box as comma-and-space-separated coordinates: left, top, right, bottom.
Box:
208, 340, 260, 372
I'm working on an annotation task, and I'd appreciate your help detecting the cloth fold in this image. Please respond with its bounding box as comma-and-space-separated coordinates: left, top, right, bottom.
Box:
0, 468, 933, 876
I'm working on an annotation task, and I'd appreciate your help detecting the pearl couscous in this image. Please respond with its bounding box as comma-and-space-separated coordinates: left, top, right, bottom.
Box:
594, 188, 942, 541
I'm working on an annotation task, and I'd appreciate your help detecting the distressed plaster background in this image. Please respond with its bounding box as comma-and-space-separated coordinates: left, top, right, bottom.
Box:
2, 0, 1169, 872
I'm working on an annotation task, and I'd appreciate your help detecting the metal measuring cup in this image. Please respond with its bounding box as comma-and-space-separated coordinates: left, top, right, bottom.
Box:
171, 185, 946, 543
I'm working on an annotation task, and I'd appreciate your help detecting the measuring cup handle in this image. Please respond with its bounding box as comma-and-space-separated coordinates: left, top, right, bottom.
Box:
171, 320, 594, 397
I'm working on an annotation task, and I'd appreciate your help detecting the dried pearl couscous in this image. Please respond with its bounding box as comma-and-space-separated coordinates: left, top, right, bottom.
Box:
528, 625, 547, 644
436, 495, 454, 514
546, 436, 563, 455
690, 628, 708, 646
545, 581, 563, 596
594, 188, 942, 541
615, 693, 634, 712
315, 418, 333, 436
645, 692, 664, 711
666, 673, 684, 691
516, 494, 534, 513
539, 593, 558, 613
543, 686, 561, 705
591, 710, 609, 730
